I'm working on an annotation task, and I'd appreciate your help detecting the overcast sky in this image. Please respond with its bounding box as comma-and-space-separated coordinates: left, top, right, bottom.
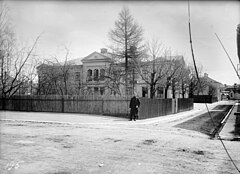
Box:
3, 0, 240, 85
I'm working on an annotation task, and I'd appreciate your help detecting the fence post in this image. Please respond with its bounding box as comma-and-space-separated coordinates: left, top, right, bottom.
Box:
172, 99, 177, 114
102, 98, 104, 115
176, 98, 178, 113
2, 96, 6, 110
62, 97, 64, 113
172, 99, 174, 114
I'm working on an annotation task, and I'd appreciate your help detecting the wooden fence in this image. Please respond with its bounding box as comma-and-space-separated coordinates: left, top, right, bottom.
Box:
138, 98, 193, 119
177, 98, 194, 112
193, 95, 218, 103
0, 95, 193, 119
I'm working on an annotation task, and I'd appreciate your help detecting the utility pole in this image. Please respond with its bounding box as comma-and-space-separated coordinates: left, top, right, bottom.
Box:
237, 24, 240, 63
132, 68, 135, 95
237, 24, 240, 83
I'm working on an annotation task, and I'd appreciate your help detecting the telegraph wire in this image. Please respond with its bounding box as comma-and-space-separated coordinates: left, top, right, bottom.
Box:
215, 33, 240, 80
187, 1, 240, 173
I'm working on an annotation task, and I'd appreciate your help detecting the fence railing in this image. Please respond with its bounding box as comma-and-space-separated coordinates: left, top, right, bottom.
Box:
0, 95, 193, 119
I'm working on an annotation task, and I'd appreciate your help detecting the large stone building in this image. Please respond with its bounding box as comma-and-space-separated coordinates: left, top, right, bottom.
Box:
37, 48, 115, 96
37, 48, 190, 98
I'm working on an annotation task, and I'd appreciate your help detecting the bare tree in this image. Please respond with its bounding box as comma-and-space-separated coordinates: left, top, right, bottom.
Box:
134, 39, 168, 98
53, 47, 71, 96
176, 65, 191, 98
169, 56, 192, 99
207, 83, 217, 96
37, 47, 75, 96
187, 64, 207, 97
162, 51, 184, 99
0, 5, 41, 100
103, 61, 126, 96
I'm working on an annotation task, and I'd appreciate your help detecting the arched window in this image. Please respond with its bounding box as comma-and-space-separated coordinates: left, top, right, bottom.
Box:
100, 87, 105, 95
100, 69, 105, 81
94, 69, 99, 81
87, 69, 92, 81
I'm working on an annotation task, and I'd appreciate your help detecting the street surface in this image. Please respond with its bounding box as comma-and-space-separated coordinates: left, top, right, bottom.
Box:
0, 101, 239, 174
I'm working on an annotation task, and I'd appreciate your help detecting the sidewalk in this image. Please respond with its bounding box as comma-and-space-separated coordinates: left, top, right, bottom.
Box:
219, 103, 240, 141
0, 101, 231, 125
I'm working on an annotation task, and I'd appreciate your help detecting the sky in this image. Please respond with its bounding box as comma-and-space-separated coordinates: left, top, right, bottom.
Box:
2, 0, 240, 85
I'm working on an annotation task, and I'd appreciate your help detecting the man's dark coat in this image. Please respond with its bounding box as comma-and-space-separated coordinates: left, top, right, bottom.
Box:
129, 96, 140, 119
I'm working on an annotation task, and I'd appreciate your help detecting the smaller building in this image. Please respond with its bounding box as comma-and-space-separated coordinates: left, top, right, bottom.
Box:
222, 84, 240, 100
201, 73, 224, 101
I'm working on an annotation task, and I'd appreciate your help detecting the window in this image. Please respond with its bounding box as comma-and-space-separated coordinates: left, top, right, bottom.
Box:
142, 87, 148, 97
100, 69, 105, 81
94, 69, 99, 81
157, 87, 163, 98
111, 89, 117, 96
126, 87, 133, 96
94, 87, 99, 94
157, 87, 163, 94
75, 72, 80, 81
87, 69, 92, 81
88, 87, 92, 94
100, 87, 105, 95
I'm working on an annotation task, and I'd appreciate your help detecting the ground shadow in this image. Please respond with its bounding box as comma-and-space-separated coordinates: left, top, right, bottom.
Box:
175, 105, 232, 137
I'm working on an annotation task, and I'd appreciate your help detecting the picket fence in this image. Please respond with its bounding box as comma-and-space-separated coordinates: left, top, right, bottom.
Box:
0, 95, 193, 119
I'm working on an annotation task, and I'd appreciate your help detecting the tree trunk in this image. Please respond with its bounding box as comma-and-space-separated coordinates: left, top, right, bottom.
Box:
150, 84, 155, 99
189, 82, 193, 98
165, 85, 169, 99
181, 83, 185, 99
150, 72, 155, 98
172, 85, 175, 99
2, 94, 6, 110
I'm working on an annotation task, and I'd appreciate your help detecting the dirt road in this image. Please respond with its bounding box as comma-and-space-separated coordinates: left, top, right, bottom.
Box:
0, 101, 239, 174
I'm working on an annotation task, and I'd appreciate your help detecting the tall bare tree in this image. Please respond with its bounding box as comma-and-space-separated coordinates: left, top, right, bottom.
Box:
169, 56, 190, 99
163, 53, 184, 99
104, 62, 126, 96
176, 65, 191, 98
134, 39, 168, 98
37, 47, 74, 96
0, 5, 41, 100
187, 64, 207, 97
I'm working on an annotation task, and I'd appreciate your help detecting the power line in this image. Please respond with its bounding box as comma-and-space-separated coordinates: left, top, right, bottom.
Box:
187, 1, 240, 173
215, 33, 240, 80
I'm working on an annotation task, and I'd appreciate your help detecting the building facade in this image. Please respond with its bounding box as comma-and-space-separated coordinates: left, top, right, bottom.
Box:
201, 73, 224, 101
37, 48, 191, 98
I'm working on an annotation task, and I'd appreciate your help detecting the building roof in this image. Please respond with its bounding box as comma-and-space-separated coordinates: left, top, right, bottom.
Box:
64, 57, 83, 65
202, 73, 223, 86
81, 51, 112, 63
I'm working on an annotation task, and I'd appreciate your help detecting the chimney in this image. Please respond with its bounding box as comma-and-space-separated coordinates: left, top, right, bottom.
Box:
100, 48, 107, 54
204, 73, 208, 77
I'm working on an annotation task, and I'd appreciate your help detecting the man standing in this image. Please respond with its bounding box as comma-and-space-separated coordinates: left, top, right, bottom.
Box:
129, 94, 140, 121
